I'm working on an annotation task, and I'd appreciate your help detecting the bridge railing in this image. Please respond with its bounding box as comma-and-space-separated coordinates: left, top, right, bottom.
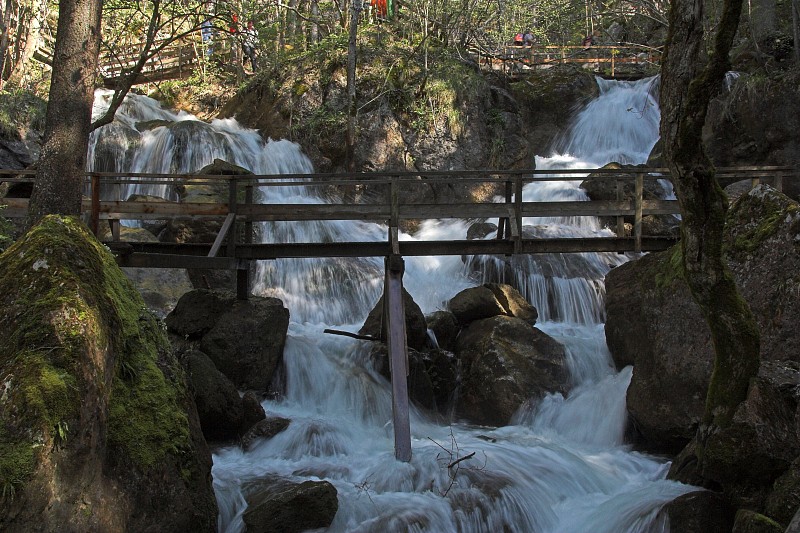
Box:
474, 44, 662, 76
2, 166, 795, 259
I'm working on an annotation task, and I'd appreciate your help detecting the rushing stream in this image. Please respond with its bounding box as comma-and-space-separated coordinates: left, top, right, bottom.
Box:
90, 75, 697, 532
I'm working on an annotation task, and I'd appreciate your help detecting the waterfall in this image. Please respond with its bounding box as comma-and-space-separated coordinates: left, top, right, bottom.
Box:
89, 76, 697, 533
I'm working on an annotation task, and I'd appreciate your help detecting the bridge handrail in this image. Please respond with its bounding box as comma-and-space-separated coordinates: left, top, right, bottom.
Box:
2, 165, 796, 256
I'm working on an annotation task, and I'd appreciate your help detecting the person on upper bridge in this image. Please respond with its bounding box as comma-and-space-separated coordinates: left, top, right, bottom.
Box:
242, 20, 258, 72
523, 30, 534, 47
513, 32, 524, 46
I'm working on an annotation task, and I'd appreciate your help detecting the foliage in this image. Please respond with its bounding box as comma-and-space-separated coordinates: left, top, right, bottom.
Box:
0, 87, 47, 140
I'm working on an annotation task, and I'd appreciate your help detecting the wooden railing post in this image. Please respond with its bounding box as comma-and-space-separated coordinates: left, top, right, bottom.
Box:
389, 175, 400, 255
384, 253, 411, 462
90, 174, 100, 237
616, 178, 625, 237
514, 174, 523, 253
634, 173, 643, 253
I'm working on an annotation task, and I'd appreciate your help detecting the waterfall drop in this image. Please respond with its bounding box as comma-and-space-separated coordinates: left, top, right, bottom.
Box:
88, 76, 697, 532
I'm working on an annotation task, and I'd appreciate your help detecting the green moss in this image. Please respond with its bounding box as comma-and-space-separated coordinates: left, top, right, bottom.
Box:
653, 245, 685, 289
0, 215, 195, 496
727, 202, 798, 258
0, 435, 37, 499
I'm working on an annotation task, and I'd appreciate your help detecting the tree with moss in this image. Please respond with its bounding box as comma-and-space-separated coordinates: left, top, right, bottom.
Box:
658, 0, 760, 474
25, 0, 102, 226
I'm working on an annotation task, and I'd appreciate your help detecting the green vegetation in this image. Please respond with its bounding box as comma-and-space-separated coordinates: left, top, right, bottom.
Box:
0, 215, 194, 498
0, 88, 46, 141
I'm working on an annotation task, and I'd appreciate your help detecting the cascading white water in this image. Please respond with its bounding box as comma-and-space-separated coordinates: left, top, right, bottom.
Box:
89, 76, 697, 533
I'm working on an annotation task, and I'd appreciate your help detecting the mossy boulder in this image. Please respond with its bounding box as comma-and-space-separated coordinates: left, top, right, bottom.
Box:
605, 185, 800, 454
0, 215, 216, 532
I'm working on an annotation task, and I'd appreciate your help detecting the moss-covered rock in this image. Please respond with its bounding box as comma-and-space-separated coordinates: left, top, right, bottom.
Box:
0, 215, 216, 532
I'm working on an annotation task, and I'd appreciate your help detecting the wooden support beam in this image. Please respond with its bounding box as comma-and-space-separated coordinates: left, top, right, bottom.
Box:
634, 173, 644, 253
209, 213, 236, 257
384, 254, 411, 462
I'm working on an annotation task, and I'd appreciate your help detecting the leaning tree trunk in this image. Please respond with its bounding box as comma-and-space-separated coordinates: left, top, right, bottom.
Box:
27, 0, 103, 227
658, 0, 760, 456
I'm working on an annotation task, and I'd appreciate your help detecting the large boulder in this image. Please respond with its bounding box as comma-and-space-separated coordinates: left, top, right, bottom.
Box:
605, 185, 800, 454
0, 216, 217, 532
698, 361, 800, 500
184, 349, 245, 442
359, 288, 428, 351
448, 283, 537, 326
454, 315, 568, 426
242, 476, 338, 533
167, 289, 290, 393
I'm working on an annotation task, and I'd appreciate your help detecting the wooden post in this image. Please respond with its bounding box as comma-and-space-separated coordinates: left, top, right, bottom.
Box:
90, 174, 100, 236
384, 254, 411, 462
616, 179, 625, 237
227, 177, 237, 258
634, 173, 643, 253
514, 174, 523, 253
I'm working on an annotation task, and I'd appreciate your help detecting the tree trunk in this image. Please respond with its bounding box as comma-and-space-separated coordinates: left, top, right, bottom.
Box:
658, 0, 760, 457
345, 0, 361, 171
27, 0, 103, 226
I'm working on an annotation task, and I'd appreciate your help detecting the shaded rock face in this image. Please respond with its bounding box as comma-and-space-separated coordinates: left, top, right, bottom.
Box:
662, 491, 734, 533
242, 476, 338, 533
704, 70, 800, 201
606, 186, 800, 528
167, 288, 290, 393
700, 361, 800, 488
0, 216, 217, 532
184, 349, 268, 442
605, 186, 800, 454
359, 287, 429, 351
580, 163, 680, 236
455, 315, 568, 426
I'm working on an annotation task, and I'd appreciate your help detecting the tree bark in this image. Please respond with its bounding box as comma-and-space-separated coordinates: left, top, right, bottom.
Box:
27, 0, 103, 226
659, 0, 760, 454
345, 0, 361, 171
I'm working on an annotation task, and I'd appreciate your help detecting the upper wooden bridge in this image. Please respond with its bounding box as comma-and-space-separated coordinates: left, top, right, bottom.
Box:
1, 165, 795, 461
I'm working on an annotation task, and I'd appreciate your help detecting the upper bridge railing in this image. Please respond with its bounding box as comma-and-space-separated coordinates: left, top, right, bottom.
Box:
473, 43, 662, 77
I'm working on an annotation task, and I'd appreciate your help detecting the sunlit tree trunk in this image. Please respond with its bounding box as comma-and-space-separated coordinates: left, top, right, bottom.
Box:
658, 0, 760, 463
346, 0, 361, 171
27, 0, 103, 226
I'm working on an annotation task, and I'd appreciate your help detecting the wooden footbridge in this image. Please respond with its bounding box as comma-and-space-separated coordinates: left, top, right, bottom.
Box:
2, 165, 795, 461
474, 43, 662, 78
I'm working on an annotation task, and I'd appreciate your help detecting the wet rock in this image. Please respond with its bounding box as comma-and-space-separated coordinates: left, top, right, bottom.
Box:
167, 289, 290, 393
449, 283, 537, 326
359, 287, 428, 350
765, 458, 800, 527
240, 391, 267, 434
242, 477, 338, 533
454, 315, 567, 426
185, 349, 243, 442
241, 416, 291, 451
467, 222, 498, 240
426, 310, 460, 352
662, 491, 733, 533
